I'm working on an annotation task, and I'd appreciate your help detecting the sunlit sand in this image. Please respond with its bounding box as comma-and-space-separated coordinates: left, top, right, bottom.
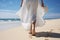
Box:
0, 19, 60, 40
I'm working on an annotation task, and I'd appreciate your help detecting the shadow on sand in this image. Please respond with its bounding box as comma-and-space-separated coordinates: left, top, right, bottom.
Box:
35, 32, 60, 38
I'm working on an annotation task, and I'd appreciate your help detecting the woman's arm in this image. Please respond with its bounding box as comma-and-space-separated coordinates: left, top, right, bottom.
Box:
41, 0, 44, 7
21, 0, 23, 7
41, 0, 48, 12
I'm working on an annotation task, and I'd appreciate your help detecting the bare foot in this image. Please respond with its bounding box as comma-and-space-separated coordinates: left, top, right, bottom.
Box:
45, 39, 49, 40
32, 30, 36, 36
32, 34, 36, 36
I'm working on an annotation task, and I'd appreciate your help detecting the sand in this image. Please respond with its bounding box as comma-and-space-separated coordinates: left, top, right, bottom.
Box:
0, 19, 60, 40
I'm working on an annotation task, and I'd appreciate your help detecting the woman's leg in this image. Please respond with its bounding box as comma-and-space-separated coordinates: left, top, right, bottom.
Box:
32, 20, 36, 36
29, 18, 36, 36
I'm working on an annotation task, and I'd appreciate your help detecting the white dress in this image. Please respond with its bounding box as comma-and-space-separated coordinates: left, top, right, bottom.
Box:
16, 0, 46, 30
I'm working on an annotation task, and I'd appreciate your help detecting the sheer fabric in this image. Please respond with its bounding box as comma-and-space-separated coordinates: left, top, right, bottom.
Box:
16, 0, 46, 30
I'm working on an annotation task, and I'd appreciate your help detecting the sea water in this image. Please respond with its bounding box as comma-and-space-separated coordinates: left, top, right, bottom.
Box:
0, 18, 21, 31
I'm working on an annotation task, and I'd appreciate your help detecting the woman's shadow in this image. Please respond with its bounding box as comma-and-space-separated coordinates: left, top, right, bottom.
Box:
35, 32, 60, 38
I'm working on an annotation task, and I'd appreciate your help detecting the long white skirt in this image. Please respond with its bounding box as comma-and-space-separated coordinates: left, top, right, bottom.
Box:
16, 0, 46, 30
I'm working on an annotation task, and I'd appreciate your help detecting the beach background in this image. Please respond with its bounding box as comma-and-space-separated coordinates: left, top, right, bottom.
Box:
0, 0, 60, 40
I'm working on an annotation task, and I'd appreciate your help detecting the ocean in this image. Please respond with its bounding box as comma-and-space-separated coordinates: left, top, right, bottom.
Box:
0, 18, 20, 21
0, 18, 21, 31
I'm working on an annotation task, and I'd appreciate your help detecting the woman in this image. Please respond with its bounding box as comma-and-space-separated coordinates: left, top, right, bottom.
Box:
16, 0, 46, 36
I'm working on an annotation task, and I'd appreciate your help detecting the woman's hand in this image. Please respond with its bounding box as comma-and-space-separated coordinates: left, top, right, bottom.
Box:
41, 0, 44, 7
20, 0, 23, 7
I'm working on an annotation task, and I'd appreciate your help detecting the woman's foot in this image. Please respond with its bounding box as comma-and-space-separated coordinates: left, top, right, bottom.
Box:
32, 32, 36, 36
29, 31, 36, 36
32, 29, 36, 36
32, 33, 36, 36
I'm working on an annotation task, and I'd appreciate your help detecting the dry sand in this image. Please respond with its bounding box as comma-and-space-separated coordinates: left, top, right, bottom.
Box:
0, 19, 60, 40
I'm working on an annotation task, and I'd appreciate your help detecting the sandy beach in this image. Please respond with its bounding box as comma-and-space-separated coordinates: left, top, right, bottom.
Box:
0, 19, 60, 40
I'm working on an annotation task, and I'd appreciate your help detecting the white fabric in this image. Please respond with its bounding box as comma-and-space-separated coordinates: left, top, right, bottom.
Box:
16, 0, 46, 30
